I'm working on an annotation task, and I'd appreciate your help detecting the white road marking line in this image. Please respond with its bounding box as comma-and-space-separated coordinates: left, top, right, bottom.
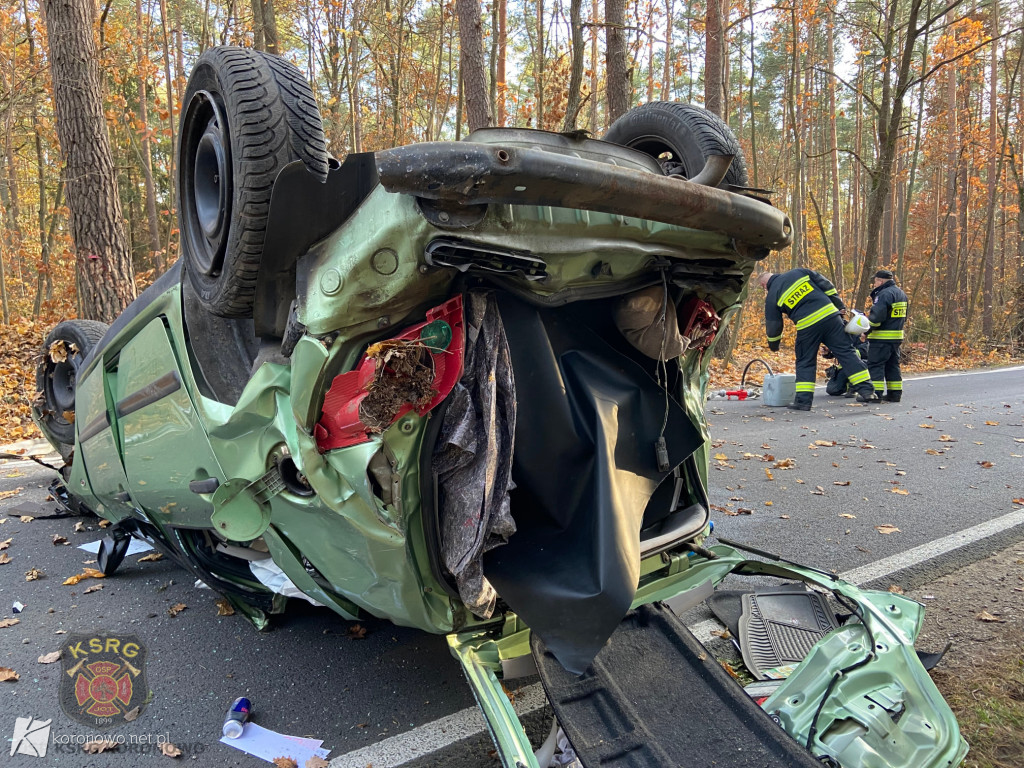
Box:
329, 683, 549, 767
330, 506, 1024, 767
838, 507, 1024, 586
904, 364, 1024, 382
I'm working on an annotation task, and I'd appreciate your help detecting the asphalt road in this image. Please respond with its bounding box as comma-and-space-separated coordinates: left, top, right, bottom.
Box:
1, 364, 1021, 767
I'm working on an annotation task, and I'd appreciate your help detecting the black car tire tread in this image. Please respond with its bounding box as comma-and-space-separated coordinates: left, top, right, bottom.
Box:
179, 47, 328, 318
603, 102, 749, 188
35, 319, 110, 446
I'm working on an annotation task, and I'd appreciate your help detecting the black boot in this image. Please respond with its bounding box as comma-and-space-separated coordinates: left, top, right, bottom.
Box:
884, 392, 902, 402
856, 387, 881, 403
789, 393, 813, 411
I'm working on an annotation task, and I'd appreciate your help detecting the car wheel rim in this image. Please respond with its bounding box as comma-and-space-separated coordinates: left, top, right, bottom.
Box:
181, 89, 232, 277
48, 357, 77, 413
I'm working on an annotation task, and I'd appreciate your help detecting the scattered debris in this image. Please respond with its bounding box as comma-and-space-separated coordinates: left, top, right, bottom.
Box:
159, 742, 183, 758
875, 524, 901, 535
0, 618, 19, 628
52, 534, 68, 546
25, 569, 43, 581
215, 599, 235, 617
0, 667, 19, 682
62, 568, 105, 586
37, 651, 60, 664
168, 603, 187, 617
976, 610, 1004, 623
82, 739, 119, 754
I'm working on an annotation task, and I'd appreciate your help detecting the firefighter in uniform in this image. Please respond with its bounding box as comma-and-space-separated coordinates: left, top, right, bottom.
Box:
758, 269, 875, 410
866, 269, 908, 402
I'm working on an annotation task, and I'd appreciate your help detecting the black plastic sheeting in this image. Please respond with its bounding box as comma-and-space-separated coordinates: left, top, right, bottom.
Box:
483, 294, 703, 674
433, 293, 517, 617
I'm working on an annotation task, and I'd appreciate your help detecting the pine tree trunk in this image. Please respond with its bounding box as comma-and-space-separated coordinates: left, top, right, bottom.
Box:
605, 0, 628, 122
137, 0, 162, 271
704, 0, 723, 116
41, 0, 137, 322
982, 0, 998, 338
457, 0, 492, 131
563, 0, 585, 130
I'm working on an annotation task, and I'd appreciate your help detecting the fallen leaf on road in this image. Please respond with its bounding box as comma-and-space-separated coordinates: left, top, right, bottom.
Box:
0, 488, 24, 501
19, 516, 33, 523
1013, 499, 1024, 506
52, 534, 68, 546
729, 496, 744, 501
839, 513, 856, 519
63, 569, 105, 586
762, 417, 774, 422
833, 480, 850, 486
711, 629, 732, 639
73, 522, 85, 533
138, 553, 163, 563
123, 706, 141, 722
764, 501, 773, 506
306, 756, 329, 768
779, 514, 790, 519
855, 545, 871, 553
984, 421, 999, 425
895, 470, 906, 476
939, 435, 956, 442
0, 667, 19, 682
215, 599, 235, 616
976, 611, 1004, 623
876, 524, 901, 534
860, 444, 875, 449
273, 758, 298, 768
347, 624, 368, 639
1016, 439, 1024, 443
713, 453, 728, 461
978, 461, 994, 468
25, 569, 43, 581
811, 486, 825, 495
795, 478, 805, 484
0, 553, 10, 565
814, 440, 836, 447
831, 462, 839, 468
773, 458, 795, 469
888, 585, 904, 594
167, 603, 187, 617
82, 739, 119, 754
925, 449, 943, 455
84, 584, 103, 594
38, 651, 61, 664
0, 538, 11, 550
918, 424, 935, 429
0, 618, 19, 628
765, 468, 774, 481
98, 519, 111, 528
890, 488, 909, 495
159, 742, 182, 757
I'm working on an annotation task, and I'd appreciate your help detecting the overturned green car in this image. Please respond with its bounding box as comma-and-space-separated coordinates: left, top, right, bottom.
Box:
34, 46, 966, 768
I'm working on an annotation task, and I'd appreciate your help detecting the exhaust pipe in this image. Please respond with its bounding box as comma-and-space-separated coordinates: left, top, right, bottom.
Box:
687, 154, 734, 187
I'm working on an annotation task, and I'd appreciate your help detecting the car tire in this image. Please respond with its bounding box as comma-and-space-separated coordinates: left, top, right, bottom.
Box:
35, 319, 109, 447
603, 102, 749, 188
178, 46, 329, 318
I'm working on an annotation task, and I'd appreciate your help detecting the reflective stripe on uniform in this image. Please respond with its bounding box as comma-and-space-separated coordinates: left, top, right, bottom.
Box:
766, 333, 783, 342
847, 369, 870, 385
824, 288, 838, 296
886, 381, 903, 390
794, 304, 839, 330
795, 382, 816, 393
869, 329, 904, 340
778, 276, 812, 308
872, 380, 885, 391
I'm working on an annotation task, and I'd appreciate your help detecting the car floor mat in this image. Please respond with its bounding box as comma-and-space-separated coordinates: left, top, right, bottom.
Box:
707, 584, 812, 640
531, 602, 823, 768
739, 590, 840, 680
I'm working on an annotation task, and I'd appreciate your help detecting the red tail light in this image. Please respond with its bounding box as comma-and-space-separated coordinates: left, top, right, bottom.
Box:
315, 296, 465, 451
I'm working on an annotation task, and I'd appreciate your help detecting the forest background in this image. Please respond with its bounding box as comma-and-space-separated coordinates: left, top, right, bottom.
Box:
1, 0, 1023, 440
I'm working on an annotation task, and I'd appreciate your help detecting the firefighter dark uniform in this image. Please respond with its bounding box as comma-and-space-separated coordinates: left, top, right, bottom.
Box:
762, 269, 874, 409
866, 270, 908, 402
824, 336, 869, 396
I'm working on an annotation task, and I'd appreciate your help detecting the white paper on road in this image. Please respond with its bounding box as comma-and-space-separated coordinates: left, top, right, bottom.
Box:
220, 723, 330, 764
78, 538, 153, 555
